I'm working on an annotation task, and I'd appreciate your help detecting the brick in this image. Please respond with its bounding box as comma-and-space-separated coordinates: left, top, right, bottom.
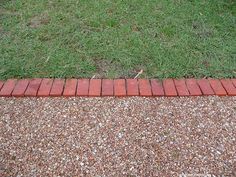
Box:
77, 79, 89, 96
89, 79, 101, 97
114, 79, 126, 97
38, 79, 54, 97
127, 79, 139, 96
0, 81, 4, 91
208, 79, 227, 96
163, 79, 177, 97
50, 79, 65, 96
186, 79, 202, 96
12, 79, 29, 97
174, 79, 189, 96
102, 79, 114, 96
231, 79, 236, 88
24, 79, 42, 96
138, 79, 152, 96
0, 79, 17, 97
150, 79, 164, 96
197, 79, 214, 96
63, 79, 77, 97
220, 79, 236, 96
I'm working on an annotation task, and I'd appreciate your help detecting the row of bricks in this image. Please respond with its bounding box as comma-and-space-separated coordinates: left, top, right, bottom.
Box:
0, 78, 236, 97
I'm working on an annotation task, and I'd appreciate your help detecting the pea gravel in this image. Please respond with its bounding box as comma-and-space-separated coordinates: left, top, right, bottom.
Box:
0, 97, 236, 177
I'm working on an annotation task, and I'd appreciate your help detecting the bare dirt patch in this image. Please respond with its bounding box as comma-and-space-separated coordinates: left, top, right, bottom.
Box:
28, 13, 50, 29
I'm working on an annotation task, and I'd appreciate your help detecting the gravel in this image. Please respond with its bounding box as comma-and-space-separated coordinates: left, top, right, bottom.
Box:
0, 96, 236, 177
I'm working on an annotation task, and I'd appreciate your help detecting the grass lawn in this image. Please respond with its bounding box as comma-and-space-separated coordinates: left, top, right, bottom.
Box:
0, 0, 236, 80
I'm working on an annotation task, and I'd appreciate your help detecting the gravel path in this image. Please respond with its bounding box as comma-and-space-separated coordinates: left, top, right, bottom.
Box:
0, 97, 236, 177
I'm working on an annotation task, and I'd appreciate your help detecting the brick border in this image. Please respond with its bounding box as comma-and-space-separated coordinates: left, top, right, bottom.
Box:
0, 78, 236, 97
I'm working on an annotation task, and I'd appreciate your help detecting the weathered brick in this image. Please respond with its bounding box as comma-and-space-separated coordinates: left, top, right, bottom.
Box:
163, 79, 177, 97
0, 79, 17, 97
174, 79, 189, 96
102, 79, 114, 96
150, 79, 164, 96
63, 79, 77, 96
186, 79, 202, 96
114, 79, 126, 97
12, 79, 29, 97
50, 79, 65, 96
220, 79, 236, 96
38, 79, 53, 97
127, 79, 139, 96
89, 79, 101, 97
77, 79, 90, 96
197, 79, 214, 96
25, 79, 42, 97
208, 79, 227, 96
231, 79, 236, 88
138, 79, 152, 96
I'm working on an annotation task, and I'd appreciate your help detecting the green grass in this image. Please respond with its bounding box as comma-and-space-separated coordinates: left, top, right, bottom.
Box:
0, 0, 236, 80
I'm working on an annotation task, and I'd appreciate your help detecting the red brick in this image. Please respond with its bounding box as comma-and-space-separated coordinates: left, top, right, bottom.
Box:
174, 79, 189, 96
77, 79, 90, 96
89, 79, 101, 97
102, 79, 114, 96
114, 79, 126, 97
150, 79, 164, 96
138, 79, 152, 96
163, 79, 177, 97
220, 79, 236, 96
197, 79, 214, 96
63, 79, 77, 97
37, 79, 54, 97
0, 79, 17, 97
231, 79, 236, 88
127, 79, 139, 96
50, 79, 65, 96
186, 79, 202, 96
0, 81, 5, 91
24, 79, 42, 96
208, 79, 227, 96
12, 79, 29, 97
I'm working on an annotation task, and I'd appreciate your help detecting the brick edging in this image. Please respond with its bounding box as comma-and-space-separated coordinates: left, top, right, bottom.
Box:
0, 78, 236, 97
